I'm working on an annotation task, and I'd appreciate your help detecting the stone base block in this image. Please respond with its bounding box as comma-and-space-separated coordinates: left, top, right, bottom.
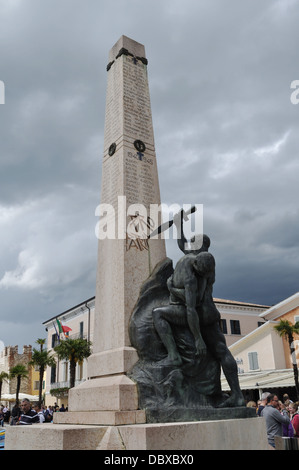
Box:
54, 409, 146, 426
5, 417, 268, 450
4, 424, 108, 451
117, 417, 268, 450
87, 347, 138, 378
68, 375, 139, 412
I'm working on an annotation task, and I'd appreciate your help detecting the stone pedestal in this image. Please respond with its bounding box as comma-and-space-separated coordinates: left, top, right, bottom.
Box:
54, 375, 145, 426
5, 417, 269, 450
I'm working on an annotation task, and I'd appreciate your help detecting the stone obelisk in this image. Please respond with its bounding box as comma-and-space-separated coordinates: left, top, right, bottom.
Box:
57, 36, 166, 425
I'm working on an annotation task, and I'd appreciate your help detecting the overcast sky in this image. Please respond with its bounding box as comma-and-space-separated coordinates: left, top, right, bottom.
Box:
0, 0, 298, 349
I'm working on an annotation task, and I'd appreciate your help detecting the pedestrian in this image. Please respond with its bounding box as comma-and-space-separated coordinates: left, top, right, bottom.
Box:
246, 400, 257, 409
289, 402, 299, 436
34, 404, 45, 423
10, 402, 21, 425
0, 407, 4, 427
42, 405, 51, 422
257, 392, 270, 416
3, 407, 10, 423
278, 401, 294, 438
2, 406, 9, 423
18, 398, 39, 425
261, 393, 290, 449
283, 393, 293, 404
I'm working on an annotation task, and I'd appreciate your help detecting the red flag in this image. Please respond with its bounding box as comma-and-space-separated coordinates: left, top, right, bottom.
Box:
62, 325, 72, 333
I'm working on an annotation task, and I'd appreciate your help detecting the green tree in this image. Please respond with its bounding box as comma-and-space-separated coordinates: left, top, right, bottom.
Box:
0, 371, 9, 402
54, 338, 92, 388
274, 319, 299, 400
29, 338, 56, 406
9, 364, 29, 403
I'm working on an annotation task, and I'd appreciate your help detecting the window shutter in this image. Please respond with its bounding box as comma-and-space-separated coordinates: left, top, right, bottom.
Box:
248, 351, 259, 370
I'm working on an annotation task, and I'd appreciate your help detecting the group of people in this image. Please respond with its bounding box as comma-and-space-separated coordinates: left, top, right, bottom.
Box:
0, 399, 68, 426
246, 392, 299, 449
0, 405, 9, 426
2, 392, 299, 450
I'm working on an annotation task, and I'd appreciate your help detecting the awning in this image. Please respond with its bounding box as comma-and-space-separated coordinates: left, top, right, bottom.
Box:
221, 369, 295, 391
0, 393, 39, 402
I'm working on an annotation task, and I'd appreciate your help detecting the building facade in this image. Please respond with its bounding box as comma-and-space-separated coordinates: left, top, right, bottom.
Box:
214, 298, 269, 346
259, 292, 299, 370
223, 292, 299, 402
43, 297, 95, 406
0, 345, 33, 399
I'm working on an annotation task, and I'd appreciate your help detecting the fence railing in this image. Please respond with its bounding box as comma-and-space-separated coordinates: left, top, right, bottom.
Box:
50, 379, 86, 390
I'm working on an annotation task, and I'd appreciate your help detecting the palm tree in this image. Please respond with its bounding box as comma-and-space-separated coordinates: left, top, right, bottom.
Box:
274, 319, 299, 400
29, 338, 56, 406
0, 371, 9, 402
54, 338, 92, 388
36, 338, 46, 352
9, 364, 29, 403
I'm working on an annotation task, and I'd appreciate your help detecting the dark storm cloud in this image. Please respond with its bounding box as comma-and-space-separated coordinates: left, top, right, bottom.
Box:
0, 0, 298, 347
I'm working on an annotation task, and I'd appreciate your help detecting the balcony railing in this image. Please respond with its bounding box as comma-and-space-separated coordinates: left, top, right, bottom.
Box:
49, 378, 86, 390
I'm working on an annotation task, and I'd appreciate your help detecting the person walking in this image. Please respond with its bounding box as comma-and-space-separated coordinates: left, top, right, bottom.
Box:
34, 404, 45, 423
289, 402, 299, 436
18, 398, 39, 425
257, 392, 270, 416
10, 402, 21, 425
261, 394, 290, 449
279, 401, 294, 438
0, 407, 4, 427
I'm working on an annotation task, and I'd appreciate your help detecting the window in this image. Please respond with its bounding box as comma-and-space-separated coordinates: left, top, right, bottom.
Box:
294, 315, 299, 324
34, 381, 39, 390
236, 357, 244, 374
63, 362, 68, 382
78, 362, 83, 381
80, 321, 84, 339
220, 319, 227, 334
248, 351, 259, 370
52, 333, 59, 348
230, 320, 241, 335
50, 365, 56, 384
